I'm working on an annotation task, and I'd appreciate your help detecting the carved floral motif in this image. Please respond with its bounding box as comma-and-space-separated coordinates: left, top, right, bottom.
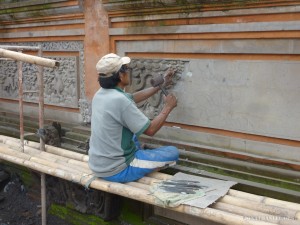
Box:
129, 58, 185, 119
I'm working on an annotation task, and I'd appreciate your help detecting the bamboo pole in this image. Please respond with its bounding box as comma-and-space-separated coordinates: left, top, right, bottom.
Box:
228, 189, 300, 211
0, 144, 31, 160
21, 140, 88, 162
37, 45, 47, 225
147, 171, 172, 180
0, 45, 40, 51
2, 140, 92, 174
213, 202, 281, 224
220, 195, 298, 219
138, 176, 161, 185
1, 137, 88, 165
18, 58, 24, 152
127, 182, 150, 190
213, 202, 300, 225
0, 48, 59, 68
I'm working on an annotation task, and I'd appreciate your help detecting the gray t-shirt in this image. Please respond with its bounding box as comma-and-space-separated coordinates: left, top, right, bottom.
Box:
88, 87, 150, 177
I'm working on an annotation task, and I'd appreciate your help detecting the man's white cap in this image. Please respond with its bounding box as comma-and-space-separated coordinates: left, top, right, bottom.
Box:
96, 53, 131, 77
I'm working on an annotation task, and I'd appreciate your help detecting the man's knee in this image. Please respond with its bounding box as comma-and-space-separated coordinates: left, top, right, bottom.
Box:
166, 146, 179, 160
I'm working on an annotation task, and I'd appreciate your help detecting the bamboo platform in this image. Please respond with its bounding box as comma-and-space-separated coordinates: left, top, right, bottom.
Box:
0, 135, 300, 225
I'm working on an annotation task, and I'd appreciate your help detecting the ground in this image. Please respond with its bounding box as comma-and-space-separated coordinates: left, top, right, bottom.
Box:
0, 176, 71, 225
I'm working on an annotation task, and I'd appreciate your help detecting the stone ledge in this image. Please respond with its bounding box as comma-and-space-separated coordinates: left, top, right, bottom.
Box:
102, 0, 300, 14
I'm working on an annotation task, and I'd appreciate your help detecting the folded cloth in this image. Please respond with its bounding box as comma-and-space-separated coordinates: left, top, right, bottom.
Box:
149, 179, 206, 207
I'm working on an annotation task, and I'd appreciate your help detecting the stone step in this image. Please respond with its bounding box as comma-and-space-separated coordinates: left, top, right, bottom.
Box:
142, 141, 300, 185
140, 135, 300, 172
64, 131, 90, 142
0, 112, 88, 154
0, 111, 75, 131
61, 137, 83, 147
179, 149, 300, 182
71, 126, 91, 136
0, 114, 39, 130
0, 126, 39, 142
178, 157, 300, 191
0, 121, 37, 133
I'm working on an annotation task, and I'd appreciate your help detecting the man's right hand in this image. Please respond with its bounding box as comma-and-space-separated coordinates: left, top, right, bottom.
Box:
164, 93, 177, 110
144, 93, 177, 136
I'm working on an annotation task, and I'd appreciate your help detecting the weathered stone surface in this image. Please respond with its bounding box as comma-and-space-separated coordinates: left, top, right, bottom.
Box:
168, 59, 300, 140
0, 56, 79, 108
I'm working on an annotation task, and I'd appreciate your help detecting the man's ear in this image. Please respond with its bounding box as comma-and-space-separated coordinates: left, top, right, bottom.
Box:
119, 72, 125, 81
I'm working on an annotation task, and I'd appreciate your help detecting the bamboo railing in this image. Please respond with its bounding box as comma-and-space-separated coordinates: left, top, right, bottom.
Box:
0, 135, 300, 225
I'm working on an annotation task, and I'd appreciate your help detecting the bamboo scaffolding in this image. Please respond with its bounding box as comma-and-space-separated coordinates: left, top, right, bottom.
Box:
1, 135, 299, 215
0, 48, 59, 68
1, 137, 300, 225
0, 46, 60, 225
0, 145, 279, 225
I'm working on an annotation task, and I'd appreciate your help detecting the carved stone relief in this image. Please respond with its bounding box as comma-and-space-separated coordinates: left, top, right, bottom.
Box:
46, 176, 121, 220
129, 58, 186, 119
0, 56, 79, 108
79, 98, 92, 124
0, 42, 89, 117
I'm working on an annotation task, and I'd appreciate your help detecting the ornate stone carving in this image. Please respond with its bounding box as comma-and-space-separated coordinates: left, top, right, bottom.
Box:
79, 99, 92, 124
0, 60, 18, 99
46, 176, 121, 220
0, 42, 86, 112
129, 58, 185, 119
0, 56, 79, 108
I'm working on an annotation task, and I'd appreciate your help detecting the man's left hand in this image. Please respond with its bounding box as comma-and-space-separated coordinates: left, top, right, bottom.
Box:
163, 68, 176, 87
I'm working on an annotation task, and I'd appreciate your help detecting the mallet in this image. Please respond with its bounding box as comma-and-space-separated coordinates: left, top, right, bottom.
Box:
150, 74, 168, 96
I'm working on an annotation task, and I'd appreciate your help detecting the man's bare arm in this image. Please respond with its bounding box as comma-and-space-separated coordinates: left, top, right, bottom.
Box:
144, 93, 177, 136
132, 86, 160, 103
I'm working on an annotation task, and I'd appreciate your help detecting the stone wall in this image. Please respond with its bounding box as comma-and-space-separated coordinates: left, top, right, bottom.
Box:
0, 0, 107, 123
101, 0, 300, 162
1, 0, 299, 168
0, 1, 300, 223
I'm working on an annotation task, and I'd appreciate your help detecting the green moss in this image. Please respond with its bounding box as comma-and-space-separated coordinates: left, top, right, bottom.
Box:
0, 3, 53, 16
2, 163, 37, 188
49, 204, 115, 225
49, 199, 152, 225
119, 200, 144, 224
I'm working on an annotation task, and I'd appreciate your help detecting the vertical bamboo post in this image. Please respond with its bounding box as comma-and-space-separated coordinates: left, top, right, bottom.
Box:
0, 45, 59, 225
37, 46, 47, 225
17, 53, 24, 152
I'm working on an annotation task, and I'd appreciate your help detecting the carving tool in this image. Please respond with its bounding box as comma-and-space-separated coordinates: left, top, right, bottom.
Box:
150, 74, 168, 96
